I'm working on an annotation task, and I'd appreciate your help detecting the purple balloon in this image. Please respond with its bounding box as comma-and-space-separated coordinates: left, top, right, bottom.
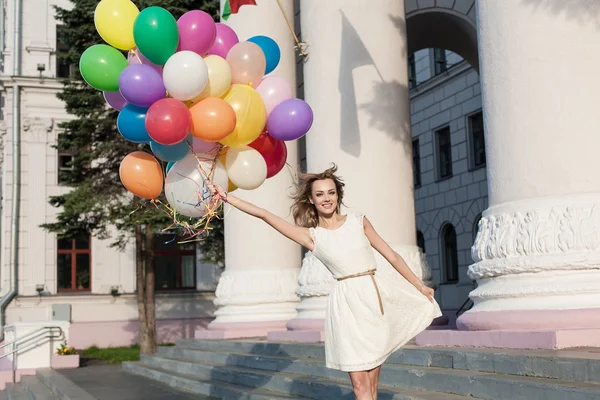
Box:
118, 64, 166, 108
267, 99, 314, 141
177, 10, 217, 56
103, 91, 127, 111
207, 23, 239, 59
128, 48, 163, 76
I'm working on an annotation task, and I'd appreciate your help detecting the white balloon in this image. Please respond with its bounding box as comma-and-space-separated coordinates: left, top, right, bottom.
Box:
165, 153, 228, 217
163, 51, 209, 101
194, 55, 232, 101
256, 76, 292, 116
225, 146, 267, 190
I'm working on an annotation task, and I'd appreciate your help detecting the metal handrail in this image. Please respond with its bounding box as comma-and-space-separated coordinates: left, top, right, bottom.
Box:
0, 328, 64, 361
0, 326, 64, 352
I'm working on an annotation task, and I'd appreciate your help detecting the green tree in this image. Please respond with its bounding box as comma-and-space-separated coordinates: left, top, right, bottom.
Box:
43, 0, 221, 355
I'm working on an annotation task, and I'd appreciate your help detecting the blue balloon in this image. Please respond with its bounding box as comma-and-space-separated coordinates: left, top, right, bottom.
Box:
117, 105, 151, 143
247, 35, 280, 75
150, 135, 191, 162
166, 161, 176, 174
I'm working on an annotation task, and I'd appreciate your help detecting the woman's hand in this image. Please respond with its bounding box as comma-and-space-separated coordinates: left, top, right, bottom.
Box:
206, 180, 227, 202
419, 285, 435, 303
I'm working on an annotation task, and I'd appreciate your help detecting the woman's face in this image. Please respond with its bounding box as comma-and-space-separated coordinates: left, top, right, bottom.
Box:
310, 179, 338, 216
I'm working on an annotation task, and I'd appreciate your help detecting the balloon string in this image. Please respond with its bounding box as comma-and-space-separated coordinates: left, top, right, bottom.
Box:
275, 0, 309, 62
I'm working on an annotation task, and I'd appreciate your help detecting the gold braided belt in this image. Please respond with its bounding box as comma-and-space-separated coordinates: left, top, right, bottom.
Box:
336, 269, 384, 315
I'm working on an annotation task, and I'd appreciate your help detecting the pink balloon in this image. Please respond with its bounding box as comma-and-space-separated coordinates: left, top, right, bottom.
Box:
256, 76, 293, 116
226, 42, 266, 86
177, 10, 217, 56
128, 48, 163, 76
103, 91, 127, 111
207, 23, 239, 59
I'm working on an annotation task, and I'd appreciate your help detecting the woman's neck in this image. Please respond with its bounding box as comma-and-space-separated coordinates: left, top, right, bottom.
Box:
317, 213, 343, 229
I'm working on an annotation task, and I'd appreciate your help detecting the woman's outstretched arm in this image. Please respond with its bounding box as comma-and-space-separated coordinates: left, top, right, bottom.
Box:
363, 216, 434, 302
207, 181, 314, 251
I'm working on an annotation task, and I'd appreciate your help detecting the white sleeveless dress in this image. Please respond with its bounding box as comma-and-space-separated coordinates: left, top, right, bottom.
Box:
309, 213, 442, 372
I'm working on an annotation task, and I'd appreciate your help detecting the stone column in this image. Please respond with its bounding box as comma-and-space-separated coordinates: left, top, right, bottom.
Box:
274, 0, 433, 339
197, 0, 302, 339
451, 1, 600, 347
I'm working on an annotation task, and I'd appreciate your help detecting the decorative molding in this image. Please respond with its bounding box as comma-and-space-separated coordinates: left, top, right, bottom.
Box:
470, 197, 600, 279
214, 268, 300, 307
0, 121, 7, 167
296, 252, 335, 297
22, 117, 54, 143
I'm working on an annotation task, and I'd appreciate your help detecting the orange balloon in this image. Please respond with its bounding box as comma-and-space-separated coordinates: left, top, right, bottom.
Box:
190, 97, 236, 142
119, 151, 164, 199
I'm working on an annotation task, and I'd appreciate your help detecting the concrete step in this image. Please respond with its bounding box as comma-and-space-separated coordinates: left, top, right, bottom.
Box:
136, 355, 479, 400
123, 361, 309, 400
5, 384, 28, 400
20, 376, 56, 400
35, 369, 94, 400
144, 351, 600, 400
176, 339, 600, 383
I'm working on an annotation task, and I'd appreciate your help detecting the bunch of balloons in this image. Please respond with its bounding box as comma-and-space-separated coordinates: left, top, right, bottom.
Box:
82, 0, 313, 219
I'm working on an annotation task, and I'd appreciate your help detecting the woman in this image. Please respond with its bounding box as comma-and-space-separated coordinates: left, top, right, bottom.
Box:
208, 165, 441, 400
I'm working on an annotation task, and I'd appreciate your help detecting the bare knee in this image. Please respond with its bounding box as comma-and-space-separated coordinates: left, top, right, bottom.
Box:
349, 372, 373, 400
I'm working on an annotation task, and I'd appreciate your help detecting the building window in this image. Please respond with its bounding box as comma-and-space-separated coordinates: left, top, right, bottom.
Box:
469, 111, 486, 169
412, 139, 421, 187
408, 53, 417, 89
56, 25, 72, 79
417, 231, 426, 254
473, 214, 482, 242
58, 153, 73, 184
57, 233, 91, 292
442, 224, 459, 283
433, 48, 448, 75
436, 126, 452, 180
148, 233, 196, 291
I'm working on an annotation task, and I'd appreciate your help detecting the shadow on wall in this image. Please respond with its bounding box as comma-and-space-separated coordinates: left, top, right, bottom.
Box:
338, 11, 411, 158
519, 0, 600, 26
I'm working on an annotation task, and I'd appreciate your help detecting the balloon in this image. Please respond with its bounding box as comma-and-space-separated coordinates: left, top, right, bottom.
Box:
150, 135, 191, 162
190, 97, 236, 142
117, 105, 151, 143
192, 137, 221, 155
267, 98, 314, 141
263, 139, 287, 179
128, 48, 163, 75
165, 153, 228, 217
194, 55, 231, 100
256, 76, 292, 116
163, 51, 208, 101
177, 10, 216, 56
104, 91, 127, 111
79, 44, 128, 91
220, 84, 267, 147
94, 0, 139, 50
146, 98, 191, 145
207, 23, 239, 59
249, 132, 277, 156
119, 151, 164, 199
247, 35, 280, 74
118, 64, 166, 107
225, 146, 267, 190
166, 161, 175, 174
133, 7, 179, 65
226, 42, 266, 86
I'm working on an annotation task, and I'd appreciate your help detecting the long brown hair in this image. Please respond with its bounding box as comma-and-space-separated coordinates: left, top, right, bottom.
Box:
291, 164, 345, 228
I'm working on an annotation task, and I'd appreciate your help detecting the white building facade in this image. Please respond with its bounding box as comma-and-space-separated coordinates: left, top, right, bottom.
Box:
1, 0, 599, 350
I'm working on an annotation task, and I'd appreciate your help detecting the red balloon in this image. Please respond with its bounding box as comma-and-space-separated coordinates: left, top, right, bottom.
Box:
264, 139, 287, 179
145, 98, 191, 145
249, 132, 277, 156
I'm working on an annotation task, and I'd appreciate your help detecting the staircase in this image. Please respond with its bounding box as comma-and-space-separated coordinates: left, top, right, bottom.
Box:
123, 339, 600, 399
2, 369, 95, 400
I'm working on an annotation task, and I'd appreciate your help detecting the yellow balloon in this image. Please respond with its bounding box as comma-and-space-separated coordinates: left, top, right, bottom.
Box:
193, 55, 232, 102
220, 84, 267, 148
94, 0, 139, 50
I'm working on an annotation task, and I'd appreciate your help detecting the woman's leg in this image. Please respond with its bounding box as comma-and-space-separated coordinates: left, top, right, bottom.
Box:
348, 371, 374, 400
368, 366, 382, 400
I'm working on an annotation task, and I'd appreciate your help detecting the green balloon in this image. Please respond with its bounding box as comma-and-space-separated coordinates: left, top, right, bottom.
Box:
79, 44, 128, 92
133, 7, 179, 66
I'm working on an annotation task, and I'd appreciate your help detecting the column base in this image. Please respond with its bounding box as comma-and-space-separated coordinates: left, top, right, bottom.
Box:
416, 328, 600, 350
267, 318, 325, 342
195, 320, 288, 340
